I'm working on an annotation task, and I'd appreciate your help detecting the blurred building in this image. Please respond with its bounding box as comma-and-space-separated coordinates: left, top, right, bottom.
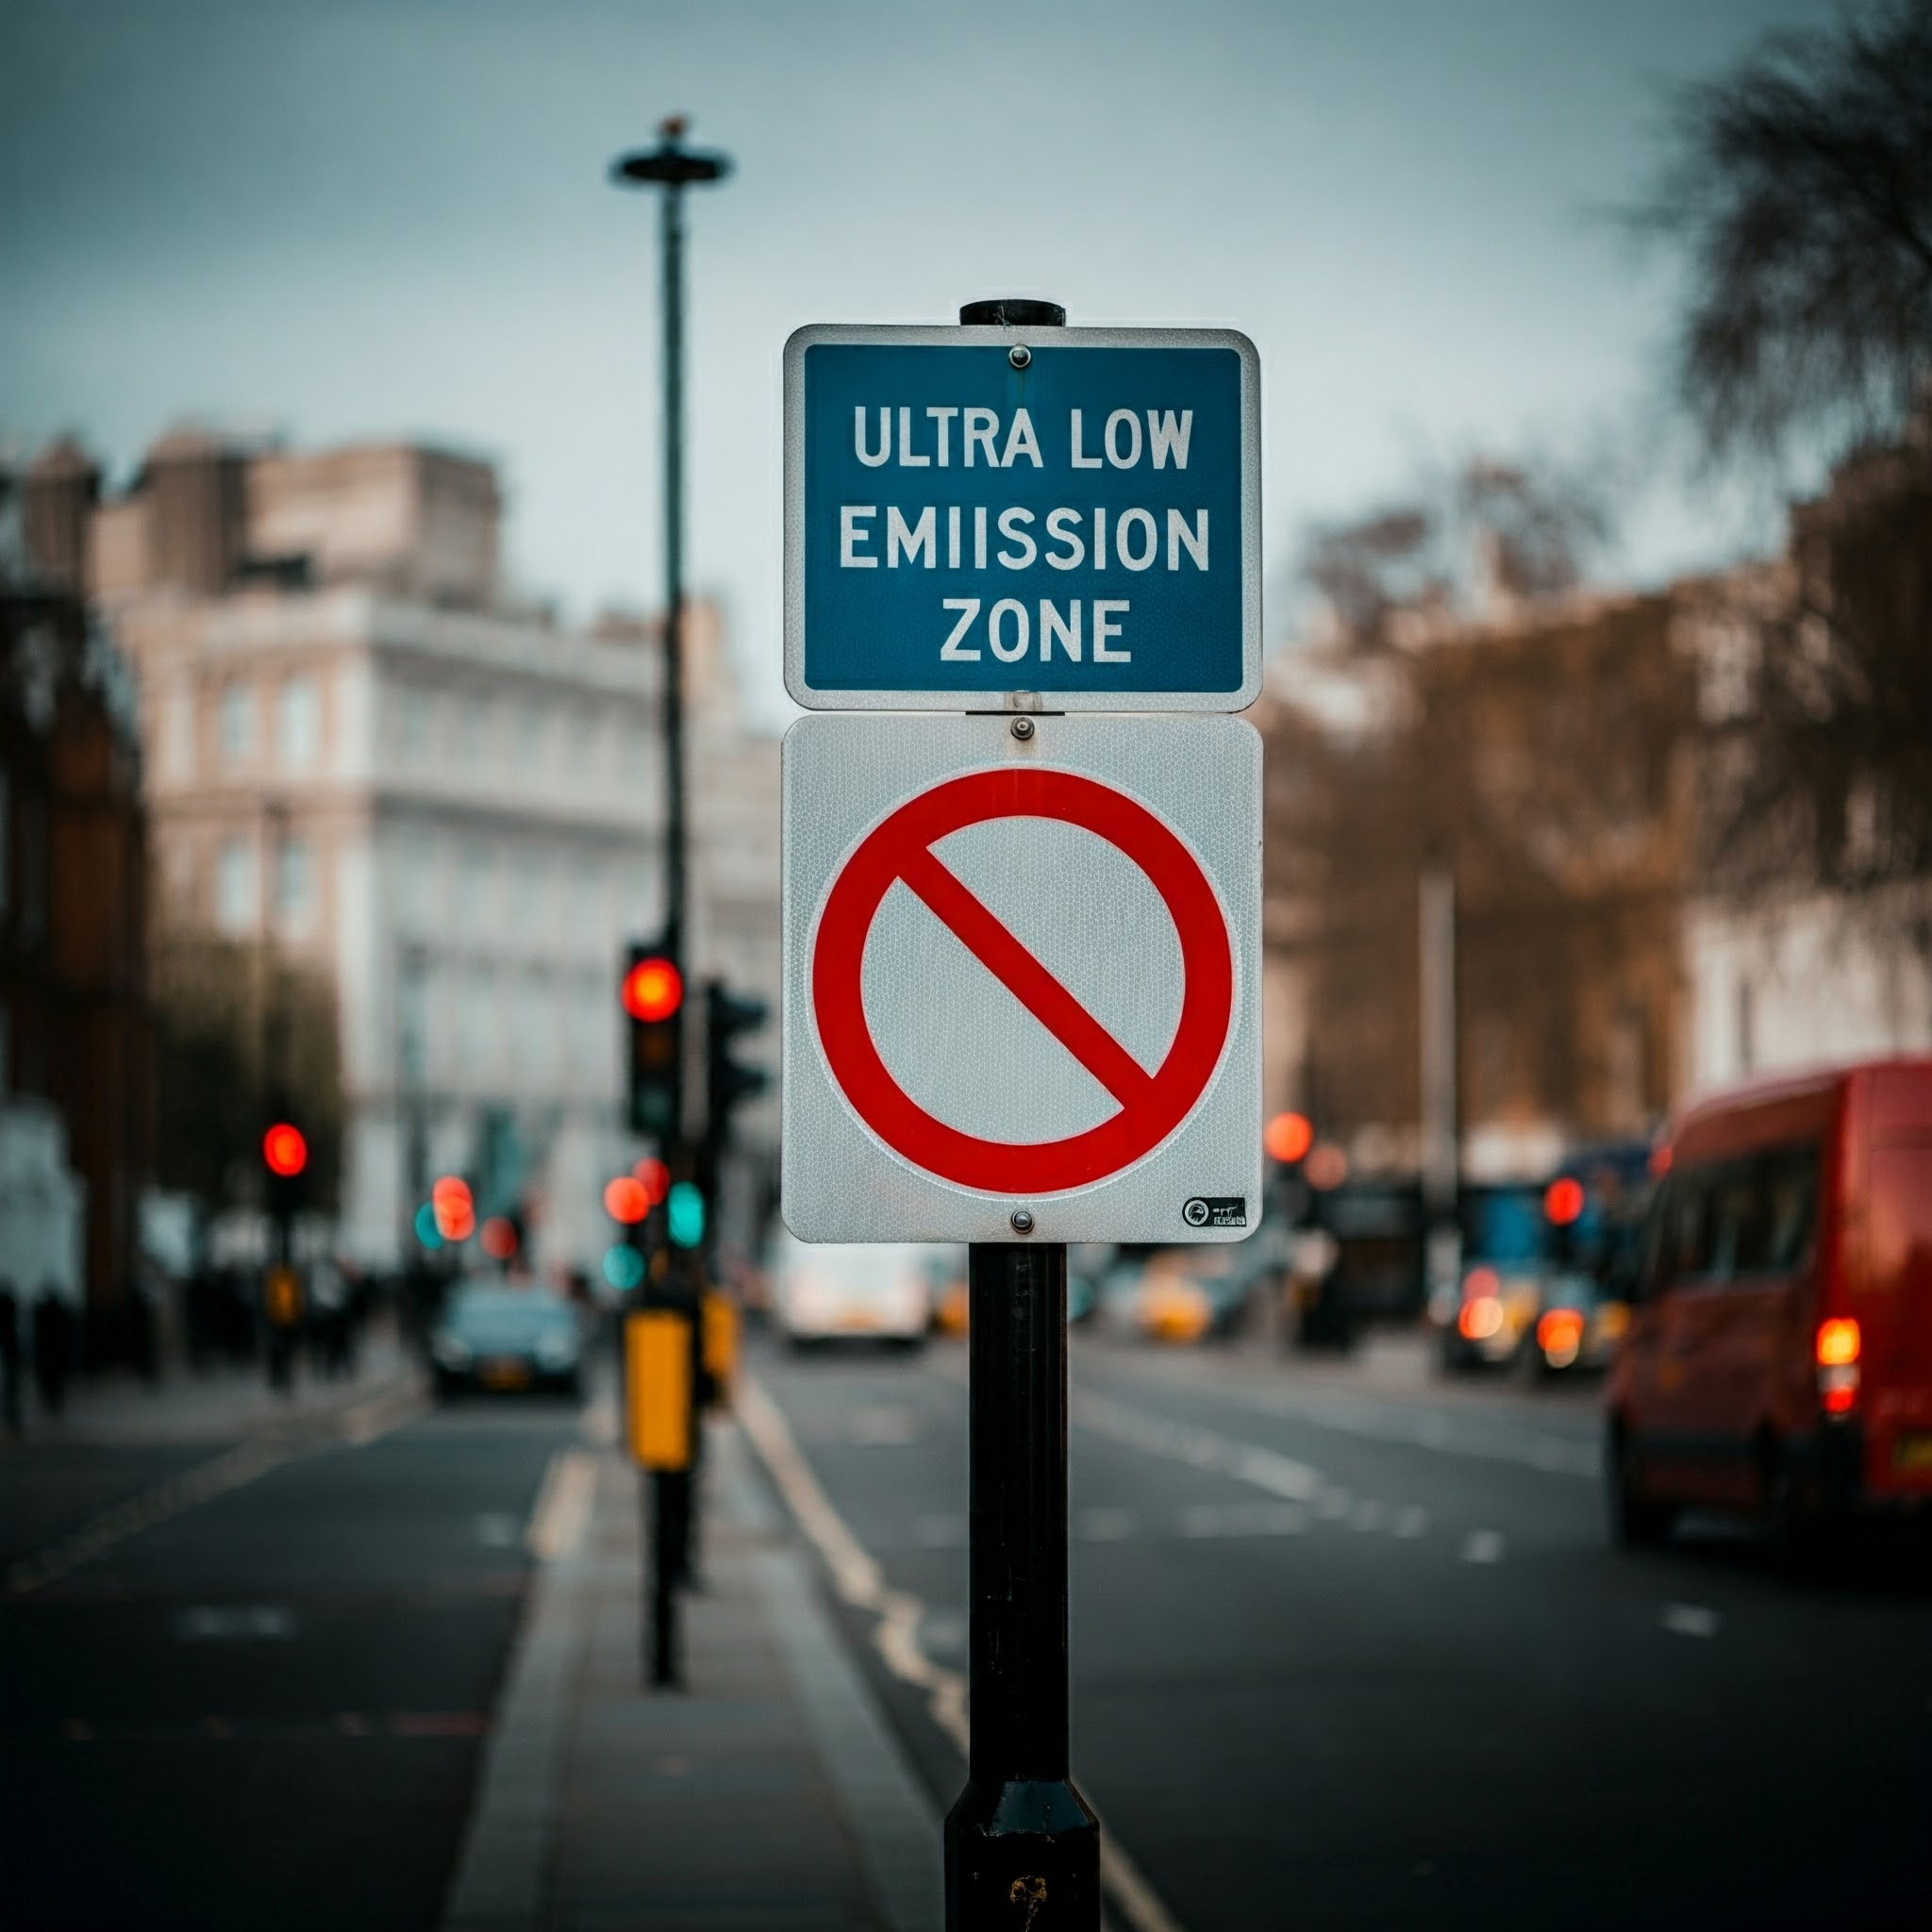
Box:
30, 427, 779, 1276
2, 453, 152, 1356
1263, 425, 1932, 1185
1259, 582, 1697, 1185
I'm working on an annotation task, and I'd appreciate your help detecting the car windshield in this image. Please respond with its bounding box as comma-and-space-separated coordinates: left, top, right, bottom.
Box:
446, 1287, 573, 1339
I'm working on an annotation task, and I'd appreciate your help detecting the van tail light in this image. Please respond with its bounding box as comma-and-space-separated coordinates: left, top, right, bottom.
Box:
1816, 1318, 1861, 1415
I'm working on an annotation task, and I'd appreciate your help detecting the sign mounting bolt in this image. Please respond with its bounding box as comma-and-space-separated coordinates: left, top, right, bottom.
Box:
1009, 716, 1036, 741
1008, 344, 1031, 369
1009, 1208, 1035, 1235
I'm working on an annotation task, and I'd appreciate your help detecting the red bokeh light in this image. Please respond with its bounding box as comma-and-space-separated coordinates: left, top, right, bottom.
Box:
633, 1156, 671, 1205
604, 1175, 651, 1224
1263, 1111, 1314, 1165
621, 957, 684, 1024
1543, 1176, 1586, 1226
480, 1216, 518, 1260
262, 1123, 308, 1177
1649, 1141, 1674, 1178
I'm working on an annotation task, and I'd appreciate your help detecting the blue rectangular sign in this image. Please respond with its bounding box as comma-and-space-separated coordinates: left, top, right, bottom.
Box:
784, 325, 1260, 711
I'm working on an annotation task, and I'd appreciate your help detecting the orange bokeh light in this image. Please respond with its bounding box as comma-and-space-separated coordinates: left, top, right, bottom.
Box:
1304, 1143, 1349, 1191
262, 1123, 308, 1178
1537, 1308, 1586, 1355
1264, 1111, 1314, 1165
604, 1175, 651, 1224
480, 1216, 518, 1260
622, 957, 684, 1024
1543, 1176, 1586, 1226
1816, 1318, 1860, 1367
431, 1174, 475, 1241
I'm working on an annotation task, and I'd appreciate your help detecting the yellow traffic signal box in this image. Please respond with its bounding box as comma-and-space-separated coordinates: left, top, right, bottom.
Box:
625, 1310, 691, 1470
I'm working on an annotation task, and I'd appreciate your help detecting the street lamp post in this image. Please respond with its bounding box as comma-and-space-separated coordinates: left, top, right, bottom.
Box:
610, 116, 732, 1690
610, 116, 732, 968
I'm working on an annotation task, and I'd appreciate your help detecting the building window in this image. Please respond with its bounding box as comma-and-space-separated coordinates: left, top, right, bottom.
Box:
517, 706, 547, 770
460, 842, 491, 927
216, 838, 257, 932
162, 685, 196, 780
462, 966, 494, 1069
397, 826, 433, 928
398, 952, 431, 1086
278, 675, 319, 768
276, 835, 313, 930
219, 683, 254, 763
458, 697, 488, 763
400, 688, 432, 760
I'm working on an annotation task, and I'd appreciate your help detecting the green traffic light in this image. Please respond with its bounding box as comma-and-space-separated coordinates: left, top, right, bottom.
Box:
667, 1180, 706, 1249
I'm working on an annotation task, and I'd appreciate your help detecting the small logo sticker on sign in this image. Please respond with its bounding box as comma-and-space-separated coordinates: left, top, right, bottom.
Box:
1183, 1196, 1246, 1229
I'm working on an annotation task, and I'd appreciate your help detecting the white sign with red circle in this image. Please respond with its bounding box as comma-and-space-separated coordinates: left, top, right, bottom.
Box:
782, 712, 1260, 1243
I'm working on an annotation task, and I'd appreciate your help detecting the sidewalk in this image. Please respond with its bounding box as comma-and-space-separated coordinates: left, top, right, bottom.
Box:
441, 1411, 941, 1932
0, 1327, 421, 1449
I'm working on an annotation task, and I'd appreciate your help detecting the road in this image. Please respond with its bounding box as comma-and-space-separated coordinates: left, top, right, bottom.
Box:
0, 1379, 583, 1932
751, 1327, 1932, 1932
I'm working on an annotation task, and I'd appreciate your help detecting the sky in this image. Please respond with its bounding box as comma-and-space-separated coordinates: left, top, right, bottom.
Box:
0, 0, 1842, 724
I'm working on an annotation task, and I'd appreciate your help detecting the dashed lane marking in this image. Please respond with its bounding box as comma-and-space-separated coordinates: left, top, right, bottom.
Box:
1461, 1529, 1507, 1565
525, 1449, 596, 1562
738, 1374, 1187, 1932
5, 1377, 427, 1598
1660, 1602, 1721, 1639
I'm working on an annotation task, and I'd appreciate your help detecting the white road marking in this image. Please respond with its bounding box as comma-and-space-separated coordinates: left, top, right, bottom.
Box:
1076, 1507, 1137, 1541
579, 1391, 619, 1447
846, 1406, 920, 1446
475, 1512, 519, 1548
7, 1379, 425, 1595
1391, 1505, 1430, 1539
739, 1374, 1187, 1932
525, 1450, 596, 1562
1179, 1502, 1309, 1539
1461, 1529, 1507, 1564
1660, 1602, 1722, 1639
177, 1605, 294, 1640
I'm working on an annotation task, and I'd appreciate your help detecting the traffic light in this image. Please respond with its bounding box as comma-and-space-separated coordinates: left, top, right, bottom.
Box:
624, 941, 684, 1139
705, 980, 769, 1150
262, 1118, 309, 1226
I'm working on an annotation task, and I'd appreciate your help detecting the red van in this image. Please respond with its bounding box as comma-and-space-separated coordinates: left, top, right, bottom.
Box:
1606, 1056, 1932, 1547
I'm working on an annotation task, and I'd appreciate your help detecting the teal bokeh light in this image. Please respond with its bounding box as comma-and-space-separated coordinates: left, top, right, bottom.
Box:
602, 1243, 646, 1291
667, 1180, 706, 1250
413, 1202, 442, 1248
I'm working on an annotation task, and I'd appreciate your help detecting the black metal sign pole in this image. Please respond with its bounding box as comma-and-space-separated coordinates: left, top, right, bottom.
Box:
943, 298, 1100, 1930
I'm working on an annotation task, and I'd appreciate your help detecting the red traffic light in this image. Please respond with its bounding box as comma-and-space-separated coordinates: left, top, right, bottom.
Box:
432, 1174, 475, 1241
622, 957, 683, 1024
604, 1175, 651, 1224
1263, 1110, 1313, 1165
262, 1123, 308, 1177
1543, 1176, 1586, 1226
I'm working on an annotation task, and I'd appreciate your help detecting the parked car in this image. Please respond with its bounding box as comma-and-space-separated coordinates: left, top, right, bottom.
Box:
430, 1281, 583, 1398
772, 1230, 929, 1348
1606, 1056, 1932, 1550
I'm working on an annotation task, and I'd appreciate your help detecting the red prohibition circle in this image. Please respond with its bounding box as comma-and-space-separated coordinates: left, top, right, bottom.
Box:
811, 767, 1234, 1193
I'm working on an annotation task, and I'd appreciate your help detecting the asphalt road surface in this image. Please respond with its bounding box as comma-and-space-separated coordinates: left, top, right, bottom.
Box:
753, 1328, 1932, 1932
1, 1384, 582, 1932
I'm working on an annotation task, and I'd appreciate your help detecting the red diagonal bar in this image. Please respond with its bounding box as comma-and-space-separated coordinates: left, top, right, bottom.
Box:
896, 845, 1157, 1111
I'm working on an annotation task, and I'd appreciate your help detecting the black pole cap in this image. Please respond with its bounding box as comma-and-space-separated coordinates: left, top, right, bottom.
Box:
959, 299, 1065, 327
